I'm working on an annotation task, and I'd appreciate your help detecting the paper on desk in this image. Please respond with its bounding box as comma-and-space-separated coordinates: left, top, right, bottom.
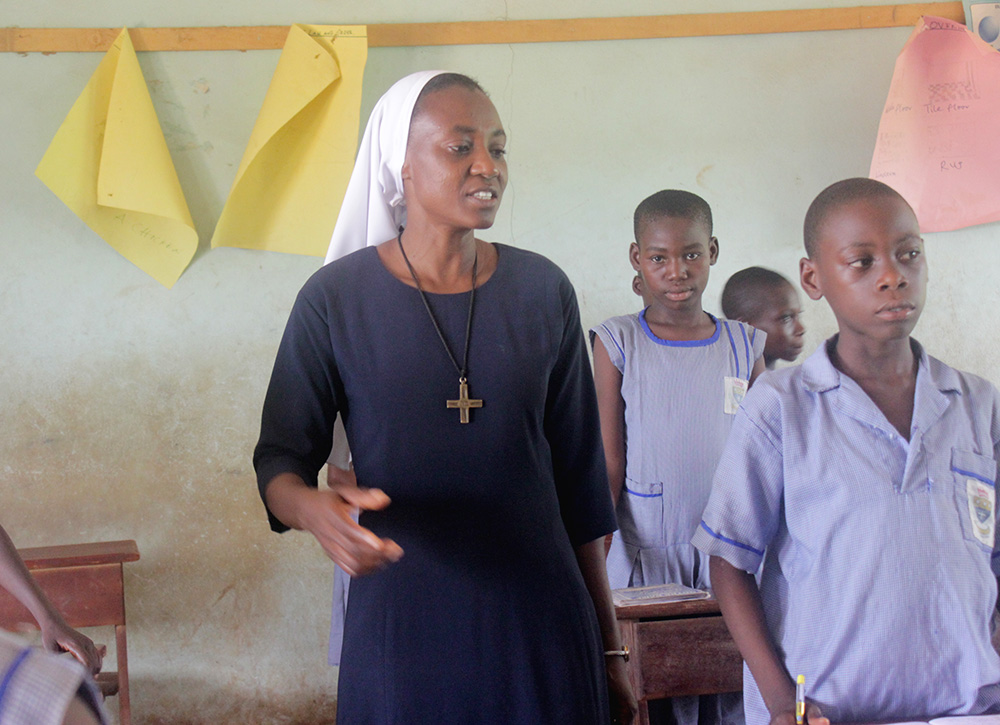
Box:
36, 28, 197, 289
611, 583, 710, 606
870, 16, 1000, 233
210, 24, 367, 257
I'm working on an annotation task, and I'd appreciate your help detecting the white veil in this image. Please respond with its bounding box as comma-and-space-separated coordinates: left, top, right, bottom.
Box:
324, 70, 446, 264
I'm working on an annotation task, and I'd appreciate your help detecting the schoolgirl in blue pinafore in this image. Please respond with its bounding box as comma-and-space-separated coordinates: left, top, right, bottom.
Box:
590, 309, 765, 591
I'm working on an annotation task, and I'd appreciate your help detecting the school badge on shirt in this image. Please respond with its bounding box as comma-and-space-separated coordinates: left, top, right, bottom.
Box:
724, 376, 748, 415
967, 478, 996, 548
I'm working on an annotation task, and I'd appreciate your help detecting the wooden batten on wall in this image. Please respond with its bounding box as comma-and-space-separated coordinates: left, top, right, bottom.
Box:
0, 2, 964, 53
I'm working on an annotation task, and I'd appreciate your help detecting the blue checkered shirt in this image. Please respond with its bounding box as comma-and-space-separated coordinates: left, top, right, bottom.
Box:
693, 337, 1000, 724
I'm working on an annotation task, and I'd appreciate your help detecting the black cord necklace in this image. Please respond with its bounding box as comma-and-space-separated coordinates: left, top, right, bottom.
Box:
397, 229, 482, 423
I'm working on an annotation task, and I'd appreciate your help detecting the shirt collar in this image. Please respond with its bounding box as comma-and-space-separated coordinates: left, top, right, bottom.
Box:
800, 337, 841, 393
800, 334, 962, 397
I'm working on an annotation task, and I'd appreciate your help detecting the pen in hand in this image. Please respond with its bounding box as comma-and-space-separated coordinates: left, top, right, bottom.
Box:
796, 674, 806, 725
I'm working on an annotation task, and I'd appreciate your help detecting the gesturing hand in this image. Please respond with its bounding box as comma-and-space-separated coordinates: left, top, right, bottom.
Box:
299, 484, 404, 576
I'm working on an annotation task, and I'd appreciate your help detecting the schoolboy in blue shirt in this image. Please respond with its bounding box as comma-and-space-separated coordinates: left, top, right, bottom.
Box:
693, 178, 1000, 725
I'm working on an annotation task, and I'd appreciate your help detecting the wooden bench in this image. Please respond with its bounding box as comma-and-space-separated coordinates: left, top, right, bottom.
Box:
616, 597, 743, 725
0, 540, 140, 725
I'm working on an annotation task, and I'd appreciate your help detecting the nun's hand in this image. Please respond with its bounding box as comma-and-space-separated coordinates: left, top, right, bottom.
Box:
264, 474, 404, 576
301, 484, 405, 576
606, 655, 638, 724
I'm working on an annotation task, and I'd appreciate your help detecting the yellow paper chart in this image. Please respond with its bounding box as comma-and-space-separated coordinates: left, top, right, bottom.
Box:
211, 25, 368, 257
36, 28, 198, 289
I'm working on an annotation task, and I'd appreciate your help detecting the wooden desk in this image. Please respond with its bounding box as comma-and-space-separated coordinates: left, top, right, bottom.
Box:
0, 540, 140, 725
616, 597, 743, 725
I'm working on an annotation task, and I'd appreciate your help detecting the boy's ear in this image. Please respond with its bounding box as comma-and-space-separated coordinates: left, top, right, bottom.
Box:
629, 242, 641, 272
799, 257, 824, 301
708, 236, 719, 265
401, 157, 412, 181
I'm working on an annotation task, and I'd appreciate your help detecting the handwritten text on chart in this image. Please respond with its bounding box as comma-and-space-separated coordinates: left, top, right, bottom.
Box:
308, 28, 367, 39
869, 16, 1000, 232
113, 213, 182, 255
925, 102, 972, 114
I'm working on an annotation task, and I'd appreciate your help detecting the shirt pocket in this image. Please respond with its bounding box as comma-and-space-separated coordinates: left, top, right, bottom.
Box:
618, 480, 664, 548
951, 448, 998, 554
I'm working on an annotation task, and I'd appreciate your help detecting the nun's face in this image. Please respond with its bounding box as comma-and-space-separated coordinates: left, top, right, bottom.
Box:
401, 86, 507, 232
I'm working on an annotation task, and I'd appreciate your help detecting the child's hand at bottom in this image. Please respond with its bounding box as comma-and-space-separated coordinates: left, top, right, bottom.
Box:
42, 619, 105, 675
770, 702, 829, 725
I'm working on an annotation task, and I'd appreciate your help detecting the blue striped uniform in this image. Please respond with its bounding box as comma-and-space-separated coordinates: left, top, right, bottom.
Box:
591, 310, 764, 591
592, 310, 763, 725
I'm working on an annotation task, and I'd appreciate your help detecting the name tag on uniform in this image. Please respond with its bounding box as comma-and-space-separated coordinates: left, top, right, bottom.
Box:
724, 376, 748, 415
967, 478, 996, 548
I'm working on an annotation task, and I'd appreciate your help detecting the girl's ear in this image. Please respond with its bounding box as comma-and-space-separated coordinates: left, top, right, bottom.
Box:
799, 257, 824, 301
631, 274, 643, 297
629, 242, 641, 272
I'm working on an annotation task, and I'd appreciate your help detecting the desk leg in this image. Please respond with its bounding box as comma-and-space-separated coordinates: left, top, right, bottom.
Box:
619, 620, 650, 725
116, 623, 130, 725
636, 699, 651, 725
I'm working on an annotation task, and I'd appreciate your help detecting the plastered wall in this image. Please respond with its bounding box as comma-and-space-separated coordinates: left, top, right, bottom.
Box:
2, 2, 999, 722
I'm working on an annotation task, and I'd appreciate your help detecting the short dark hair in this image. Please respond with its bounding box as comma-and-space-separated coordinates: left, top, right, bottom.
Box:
633, 190, 713, 242
721, 267, 793, 321
410, 73, 487, 129
803, 178, 913, 258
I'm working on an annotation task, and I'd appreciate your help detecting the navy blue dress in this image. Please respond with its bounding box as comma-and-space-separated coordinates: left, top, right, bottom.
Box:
254, 244, 616, 724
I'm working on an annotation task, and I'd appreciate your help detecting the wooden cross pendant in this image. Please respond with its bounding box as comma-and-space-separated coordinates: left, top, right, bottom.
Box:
446, 377, 483, 424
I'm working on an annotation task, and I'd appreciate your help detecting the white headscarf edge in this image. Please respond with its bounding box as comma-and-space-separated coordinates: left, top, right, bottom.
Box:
324, 70, 448, 265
